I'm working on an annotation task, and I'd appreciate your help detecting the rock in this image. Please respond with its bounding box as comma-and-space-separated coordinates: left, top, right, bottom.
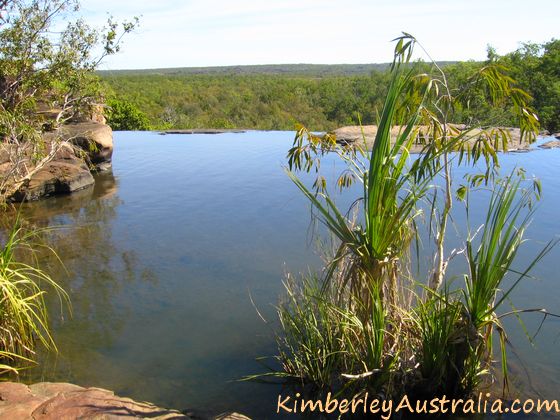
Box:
330, 125, 378, 146
58, 121, 114, 170
0, 382, 192, 419
553, 132, 560, 139
330, 125, 527, 152
160, 129, 246, 135
215, 413, 251, 420
330, 124, 466, 152
539, 140, 560, 149
9, 148, 94, 202
0, 382, 252, 419
28, 382, 84, 398
1, 120, 114, 202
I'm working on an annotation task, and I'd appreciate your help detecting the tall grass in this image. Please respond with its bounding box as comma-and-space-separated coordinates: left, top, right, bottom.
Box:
0, 217, 68, 374
461, 175, 557, 392
273, 272, 394, 395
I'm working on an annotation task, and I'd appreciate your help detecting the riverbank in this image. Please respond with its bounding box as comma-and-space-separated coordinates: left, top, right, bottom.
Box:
0, 382, 250, 420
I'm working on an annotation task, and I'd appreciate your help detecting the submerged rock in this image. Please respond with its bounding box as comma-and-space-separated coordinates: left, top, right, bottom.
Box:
160, 129, 246, 135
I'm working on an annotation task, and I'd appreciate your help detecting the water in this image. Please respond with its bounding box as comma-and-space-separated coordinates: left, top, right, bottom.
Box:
9, 131, 560, 418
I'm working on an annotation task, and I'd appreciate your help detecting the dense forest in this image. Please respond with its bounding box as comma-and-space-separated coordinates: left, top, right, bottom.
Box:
100, 40, 559, 133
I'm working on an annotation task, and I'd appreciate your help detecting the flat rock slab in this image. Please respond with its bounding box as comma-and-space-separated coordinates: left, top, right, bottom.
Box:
539, 140, 560, 149
0, 382, 250, 420
9, 157, 94, 202
331, 125, 528, 152
0, 382, 188, 419
159, 129, 246, 135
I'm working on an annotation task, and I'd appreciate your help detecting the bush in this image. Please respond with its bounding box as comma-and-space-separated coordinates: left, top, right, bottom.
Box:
105, 99, 151, 131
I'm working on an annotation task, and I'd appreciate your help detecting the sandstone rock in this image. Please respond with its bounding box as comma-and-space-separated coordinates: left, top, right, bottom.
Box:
215, 413, 252, 420
0, 382, 192, 420
9, 154, 94, 202
330, 125, 378, 146
330, 125, 527, 152
0, 140, 98, 202
553, 132, 560, 139
28, 382, 84, 398
1, 121, 114, 201
58, 121, 114, 170
539, 140, 560, 149
331, 124, 465, 152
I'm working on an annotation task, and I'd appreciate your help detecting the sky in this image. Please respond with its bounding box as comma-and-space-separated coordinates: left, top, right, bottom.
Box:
77, 0, 560, 70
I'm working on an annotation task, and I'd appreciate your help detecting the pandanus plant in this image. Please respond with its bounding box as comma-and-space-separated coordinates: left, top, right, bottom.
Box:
263, 33, 555, 399
287, 37, 432, 319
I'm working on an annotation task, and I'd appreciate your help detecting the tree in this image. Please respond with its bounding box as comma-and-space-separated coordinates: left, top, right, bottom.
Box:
0, 0, 137, 199
105, 99, 150, 131
499, 39, 560, 133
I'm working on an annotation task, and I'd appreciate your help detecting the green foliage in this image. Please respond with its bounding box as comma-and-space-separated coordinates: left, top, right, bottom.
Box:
259, 34, 556, 402
105, 99, 150, 131
99, 41, 558, 132
0, 0, 134, 371
100, 72, 391, 131
0, 0, 137, 201
269, 273, 391, 392
0, 0, 136, 129
414, 292, 463, 395
274, 274, 343, 386
498, 39, 560, 132
286, 50, 432, 315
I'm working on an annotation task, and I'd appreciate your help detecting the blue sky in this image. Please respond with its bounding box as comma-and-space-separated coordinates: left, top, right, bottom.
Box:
78, 0, 560, 70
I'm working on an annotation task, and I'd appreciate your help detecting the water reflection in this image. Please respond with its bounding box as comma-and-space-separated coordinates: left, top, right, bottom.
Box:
8, 171, 158, 387
0, 132, 557, 419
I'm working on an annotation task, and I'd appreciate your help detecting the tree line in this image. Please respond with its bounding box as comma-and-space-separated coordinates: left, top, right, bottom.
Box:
101, 40, 559, 133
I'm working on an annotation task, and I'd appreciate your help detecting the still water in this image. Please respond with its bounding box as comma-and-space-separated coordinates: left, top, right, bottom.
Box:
13, 131, 560, 418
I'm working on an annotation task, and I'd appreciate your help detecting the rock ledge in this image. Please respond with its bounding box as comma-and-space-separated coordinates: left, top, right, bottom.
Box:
0, 382, 250, 420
